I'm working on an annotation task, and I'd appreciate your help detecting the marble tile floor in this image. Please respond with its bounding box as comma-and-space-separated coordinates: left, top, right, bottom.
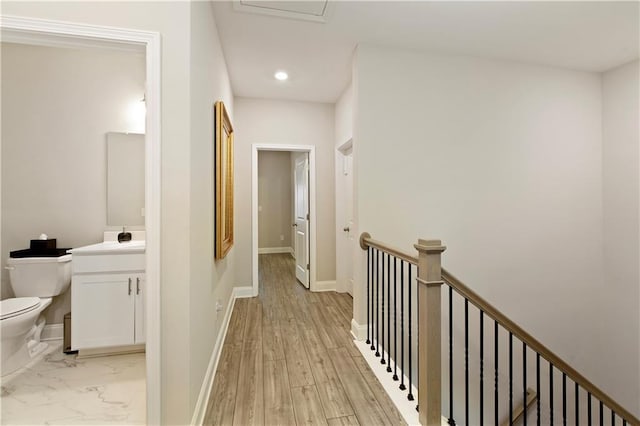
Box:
0, 341, 145, 425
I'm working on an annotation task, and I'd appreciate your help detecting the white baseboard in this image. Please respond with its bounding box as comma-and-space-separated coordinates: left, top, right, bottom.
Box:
234, 286, 255, 298
258, 247, 293, 255
354, 340, 424, 426
191, 285, 254, 425
313, 280, 336, 292
350, 318, 368, 341
41, 324, 63, 341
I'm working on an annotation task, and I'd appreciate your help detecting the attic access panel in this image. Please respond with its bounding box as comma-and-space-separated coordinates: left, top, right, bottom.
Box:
234, 0, 330, 23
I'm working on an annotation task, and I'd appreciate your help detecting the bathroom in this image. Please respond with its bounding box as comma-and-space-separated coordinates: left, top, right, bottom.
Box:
1, 40, 147, 424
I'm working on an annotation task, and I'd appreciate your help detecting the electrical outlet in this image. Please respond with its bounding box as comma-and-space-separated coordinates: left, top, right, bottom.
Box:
258, 205, 262, 212
280, 234, 284, 241
215, 300, 223, 312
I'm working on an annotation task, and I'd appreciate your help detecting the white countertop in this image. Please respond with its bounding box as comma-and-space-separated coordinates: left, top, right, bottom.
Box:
68, 240, 146, 255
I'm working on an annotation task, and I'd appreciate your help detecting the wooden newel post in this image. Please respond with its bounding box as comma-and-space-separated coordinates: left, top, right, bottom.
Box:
415, 239, 446, 426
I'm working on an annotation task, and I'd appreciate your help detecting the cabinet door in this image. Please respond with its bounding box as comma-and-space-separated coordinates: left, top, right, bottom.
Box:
134, 273, 146, 344
72, 273, 135, 350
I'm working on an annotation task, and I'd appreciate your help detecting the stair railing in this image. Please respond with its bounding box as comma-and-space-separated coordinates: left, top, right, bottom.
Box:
359, 232, 640, 426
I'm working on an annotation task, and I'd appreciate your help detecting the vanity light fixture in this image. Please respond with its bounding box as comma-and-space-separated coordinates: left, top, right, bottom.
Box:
274, 70, 288, 81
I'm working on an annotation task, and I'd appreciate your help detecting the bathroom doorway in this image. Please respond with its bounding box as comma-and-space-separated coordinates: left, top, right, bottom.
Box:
0, 17, 161, 424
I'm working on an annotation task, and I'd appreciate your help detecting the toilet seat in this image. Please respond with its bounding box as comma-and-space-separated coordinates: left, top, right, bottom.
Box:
0, 297, 41, 320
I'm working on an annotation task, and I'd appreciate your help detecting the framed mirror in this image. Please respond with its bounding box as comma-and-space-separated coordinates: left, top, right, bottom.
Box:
215, 101, 234, 259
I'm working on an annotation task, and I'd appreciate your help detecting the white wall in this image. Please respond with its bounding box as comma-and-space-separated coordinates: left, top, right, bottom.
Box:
188, 0, 236, 418
0, 2, 221, 423
258, 151, 292, 250
234, 97, 336, 284
1, 42, 145, 324
335, 83, 354, 293
352, 44, 615, 403
602, 59, 640, 415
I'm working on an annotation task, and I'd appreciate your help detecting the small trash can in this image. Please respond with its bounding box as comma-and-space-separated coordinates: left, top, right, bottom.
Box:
63, 312, 76, 354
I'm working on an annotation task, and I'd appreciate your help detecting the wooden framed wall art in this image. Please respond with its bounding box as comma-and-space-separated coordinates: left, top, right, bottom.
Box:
214, 100, 234, 259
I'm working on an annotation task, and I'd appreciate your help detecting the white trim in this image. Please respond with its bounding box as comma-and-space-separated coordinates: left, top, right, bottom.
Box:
350, 318, 368, 341
233, 286, 255, 299
0, 16, 162, 425
258, 247, 294, 255
191, 287, 238, 425
41, 324, 63, 341
313, 280, 336, 292
252, 144, 317, 298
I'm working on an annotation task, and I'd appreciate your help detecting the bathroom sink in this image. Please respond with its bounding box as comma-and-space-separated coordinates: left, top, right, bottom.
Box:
68, 240, 145, 255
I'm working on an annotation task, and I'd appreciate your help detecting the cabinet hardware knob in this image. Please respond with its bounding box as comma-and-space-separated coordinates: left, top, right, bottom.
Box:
136, 277, 140, 295
128, 278, 132, 295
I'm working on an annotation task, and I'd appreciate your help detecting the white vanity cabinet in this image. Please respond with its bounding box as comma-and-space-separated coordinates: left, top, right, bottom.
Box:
69, 241, 145, 351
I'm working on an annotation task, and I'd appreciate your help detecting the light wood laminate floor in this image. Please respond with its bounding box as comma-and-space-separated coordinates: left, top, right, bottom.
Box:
204, 253, 406, 426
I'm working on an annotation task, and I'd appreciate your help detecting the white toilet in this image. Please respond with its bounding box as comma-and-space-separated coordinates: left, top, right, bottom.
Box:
1, 254, 71, 376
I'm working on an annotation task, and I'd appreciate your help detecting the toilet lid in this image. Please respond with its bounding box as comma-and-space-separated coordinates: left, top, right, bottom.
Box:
0, 297, 40, 320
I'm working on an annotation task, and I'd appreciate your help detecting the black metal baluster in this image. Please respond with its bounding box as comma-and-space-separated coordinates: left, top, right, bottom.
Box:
550, 365, 554, 426
375, 249, 380, 357
387, 253, 392, 372
587, 392, 592, 426
562, 373, 567, 426
480, 311, 484, 426
575, 383, 579, 426
536, 353, 540, 426
494, 321, 499, 426
523, 342, 527, 426
370, 249, 376, 351
612, 410, 615, 425
381, 252, 385, 364
465, 299, 469, 426
449, 286, 454, 425
400, 261, 406, 391
393, 257, 398, 381
509, 332, 513, 426
408, 264, 414, 401
366, 248, 371, 345
599, 401, 603, 426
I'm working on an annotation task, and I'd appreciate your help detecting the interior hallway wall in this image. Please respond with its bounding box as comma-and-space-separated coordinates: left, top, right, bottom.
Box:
234, 97, 336, 285
258, 151, 293, 251
188, 0, 236, 418
601, 59, 640, 415
1, 42, 145, 324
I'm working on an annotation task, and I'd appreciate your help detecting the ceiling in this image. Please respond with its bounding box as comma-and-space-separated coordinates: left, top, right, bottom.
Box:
212, 1, 639, 104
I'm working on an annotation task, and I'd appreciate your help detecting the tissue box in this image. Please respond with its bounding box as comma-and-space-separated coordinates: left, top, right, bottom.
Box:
30, 238, 57, 252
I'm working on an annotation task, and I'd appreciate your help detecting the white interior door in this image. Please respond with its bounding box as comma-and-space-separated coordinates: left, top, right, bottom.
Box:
294, 154, 310, 288
343, 151, 354, 295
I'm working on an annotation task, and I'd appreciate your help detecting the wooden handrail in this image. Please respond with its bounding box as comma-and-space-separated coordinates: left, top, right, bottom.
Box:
359, 232, 418, 265
442, 268, 640, 425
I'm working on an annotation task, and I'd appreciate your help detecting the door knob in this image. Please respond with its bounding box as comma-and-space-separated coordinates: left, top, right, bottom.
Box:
292, 223, 297, 227
343, 226, 350, 232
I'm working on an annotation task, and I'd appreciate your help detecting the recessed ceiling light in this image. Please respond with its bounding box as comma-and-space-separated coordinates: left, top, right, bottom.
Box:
274, 71, 288, 81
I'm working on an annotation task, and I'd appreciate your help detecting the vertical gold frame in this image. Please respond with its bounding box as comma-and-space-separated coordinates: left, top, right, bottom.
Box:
215, 100, 234, 259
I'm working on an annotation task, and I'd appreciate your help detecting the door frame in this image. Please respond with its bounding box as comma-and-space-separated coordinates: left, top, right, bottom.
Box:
252, 144, 317, 295
0, 15, 162, 425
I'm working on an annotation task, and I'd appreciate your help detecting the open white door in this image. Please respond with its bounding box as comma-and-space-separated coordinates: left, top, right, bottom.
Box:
294, 154, 310, 287
343, 151, 354, 295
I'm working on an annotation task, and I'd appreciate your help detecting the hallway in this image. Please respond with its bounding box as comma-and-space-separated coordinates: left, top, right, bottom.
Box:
204, 254, 405, 425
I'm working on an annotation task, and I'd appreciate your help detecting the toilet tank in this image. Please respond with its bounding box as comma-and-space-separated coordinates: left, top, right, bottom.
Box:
6, 254, 72, 298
